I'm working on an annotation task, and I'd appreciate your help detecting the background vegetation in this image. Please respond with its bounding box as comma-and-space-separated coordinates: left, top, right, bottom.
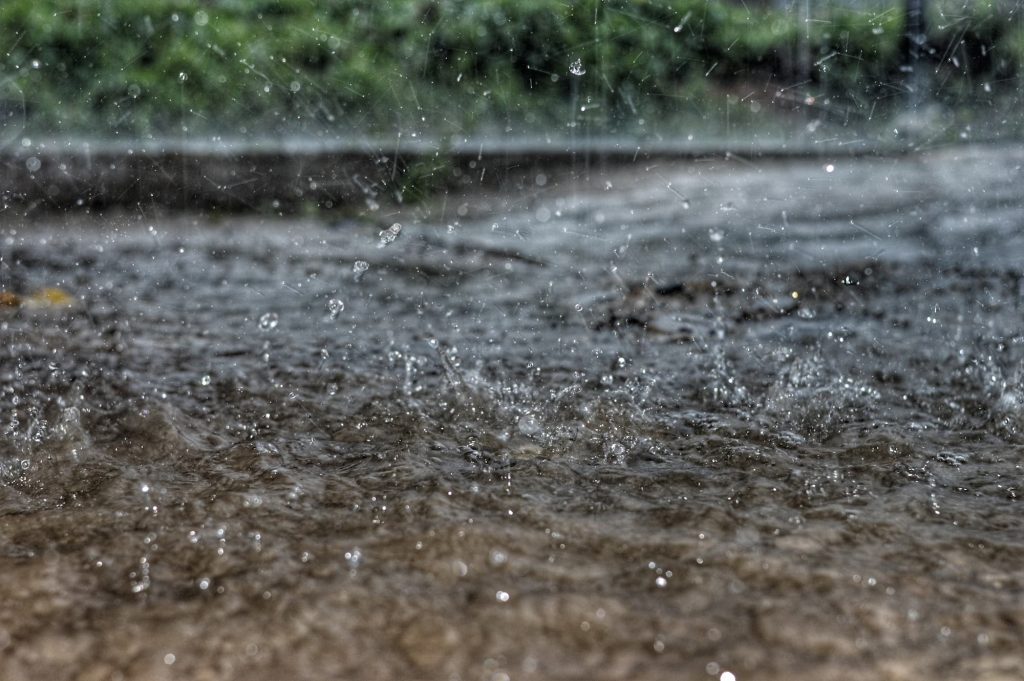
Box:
0, 0, 1021, 140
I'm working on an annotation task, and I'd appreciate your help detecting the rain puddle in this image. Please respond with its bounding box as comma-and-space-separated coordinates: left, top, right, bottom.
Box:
1, 146, 1022, 680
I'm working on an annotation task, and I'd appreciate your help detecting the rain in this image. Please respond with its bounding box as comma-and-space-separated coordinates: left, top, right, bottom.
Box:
1, 1, 1022, 680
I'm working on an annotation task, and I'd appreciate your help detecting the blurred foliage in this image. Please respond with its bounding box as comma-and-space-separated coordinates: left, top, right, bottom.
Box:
0, 0, 1020, 138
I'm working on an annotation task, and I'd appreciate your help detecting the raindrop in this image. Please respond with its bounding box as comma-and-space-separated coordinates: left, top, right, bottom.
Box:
378, 223, 402, 247
353, 261, 369, 279
327, 298, 345, 319
25, 157, 41, 172
569, 58, 586, 76
258, 312, 279, 331
496, 590, 510, 602
200, 375, 211, 386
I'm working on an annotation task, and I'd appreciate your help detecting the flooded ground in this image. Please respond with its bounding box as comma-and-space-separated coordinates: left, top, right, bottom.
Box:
1, 145, 1023, 681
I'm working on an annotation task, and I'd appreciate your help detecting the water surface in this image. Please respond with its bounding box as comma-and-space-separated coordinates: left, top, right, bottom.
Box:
1, 146, 1022, 680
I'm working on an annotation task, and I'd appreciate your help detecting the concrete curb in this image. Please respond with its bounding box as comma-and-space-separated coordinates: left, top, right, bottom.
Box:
1, 137, 912, 211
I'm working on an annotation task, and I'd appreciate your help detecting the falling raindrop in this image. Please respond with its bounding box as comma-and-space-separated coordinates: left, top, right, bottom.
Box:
258, 313, 279, 331
378, 223, 402, 248
327, 298, 345, 319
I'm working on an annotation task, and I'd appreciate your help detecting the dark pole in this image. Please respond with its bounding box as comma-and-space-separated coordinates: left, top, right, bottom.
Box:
903, 0, 928, 108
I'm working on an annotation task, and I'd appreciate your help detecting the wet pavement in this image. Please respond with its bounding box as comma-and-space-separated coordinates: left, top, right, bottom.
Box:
1, 144, 1023, 680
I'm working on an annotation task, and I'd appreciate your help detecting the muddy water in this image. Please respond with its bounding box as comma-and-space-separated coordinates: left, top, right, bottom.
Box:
1, 146, 1023, 681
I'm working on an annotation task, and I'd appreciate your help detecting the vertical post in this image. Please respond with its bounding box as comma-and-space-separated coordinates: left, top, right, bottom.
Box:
903, 0, 928, 108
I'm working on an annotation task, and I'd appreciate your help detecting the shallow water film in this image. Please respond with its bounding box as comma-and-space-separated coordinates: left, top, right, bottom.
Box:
2, 147, 1023, 681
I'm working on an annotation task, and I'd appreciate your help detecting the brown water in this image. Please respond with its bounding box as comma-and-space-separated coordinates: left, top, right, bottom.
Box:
1, 146, 1023, 681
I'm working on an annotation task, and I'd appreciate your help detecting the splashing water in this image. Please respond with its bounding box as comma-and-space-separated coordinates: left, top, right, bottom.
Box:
0, 149, 1022, 680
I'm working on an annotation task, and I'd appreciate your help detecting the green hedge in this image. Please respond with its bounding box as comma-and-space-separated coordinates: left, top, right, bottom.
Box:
0, 0, 1019, 137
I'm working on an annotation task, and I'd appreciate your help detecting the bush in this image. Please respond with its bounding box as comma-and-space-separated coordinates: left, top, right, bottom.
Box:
0, 0, 1019, 138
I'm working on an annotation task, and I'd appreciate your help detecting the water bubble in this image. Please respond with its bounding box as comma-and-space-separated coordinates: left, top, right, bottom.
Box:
327, 298, 345, 319
569, 58, 586, 76
655, 576, 668, 588
258, 312, 279, 331
200, 375, 211, 386
489, 549, 508, 566
496, 590, 510, 602
345, 547, 363, 570
194, 10, 208, 26
25, 157, 41, 172
178, 72, 188, 82
517, 415, 542, 438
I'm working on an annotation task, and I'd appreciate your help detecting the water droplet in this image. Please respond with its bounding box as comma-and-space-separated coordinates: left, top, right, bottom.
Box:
178, 72, 188, 82
655, 576, 668, 588
25, 157, 41, 172
709, 229, 724, 243
353, 261, 369, 279
345, 547, 363, 570
496, 590, 510, 602
258, 312, 279, 331
569, 58, 586, 76
327, 298, 345, 319
378, 223, 402, 248
200, 375, 211, 386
